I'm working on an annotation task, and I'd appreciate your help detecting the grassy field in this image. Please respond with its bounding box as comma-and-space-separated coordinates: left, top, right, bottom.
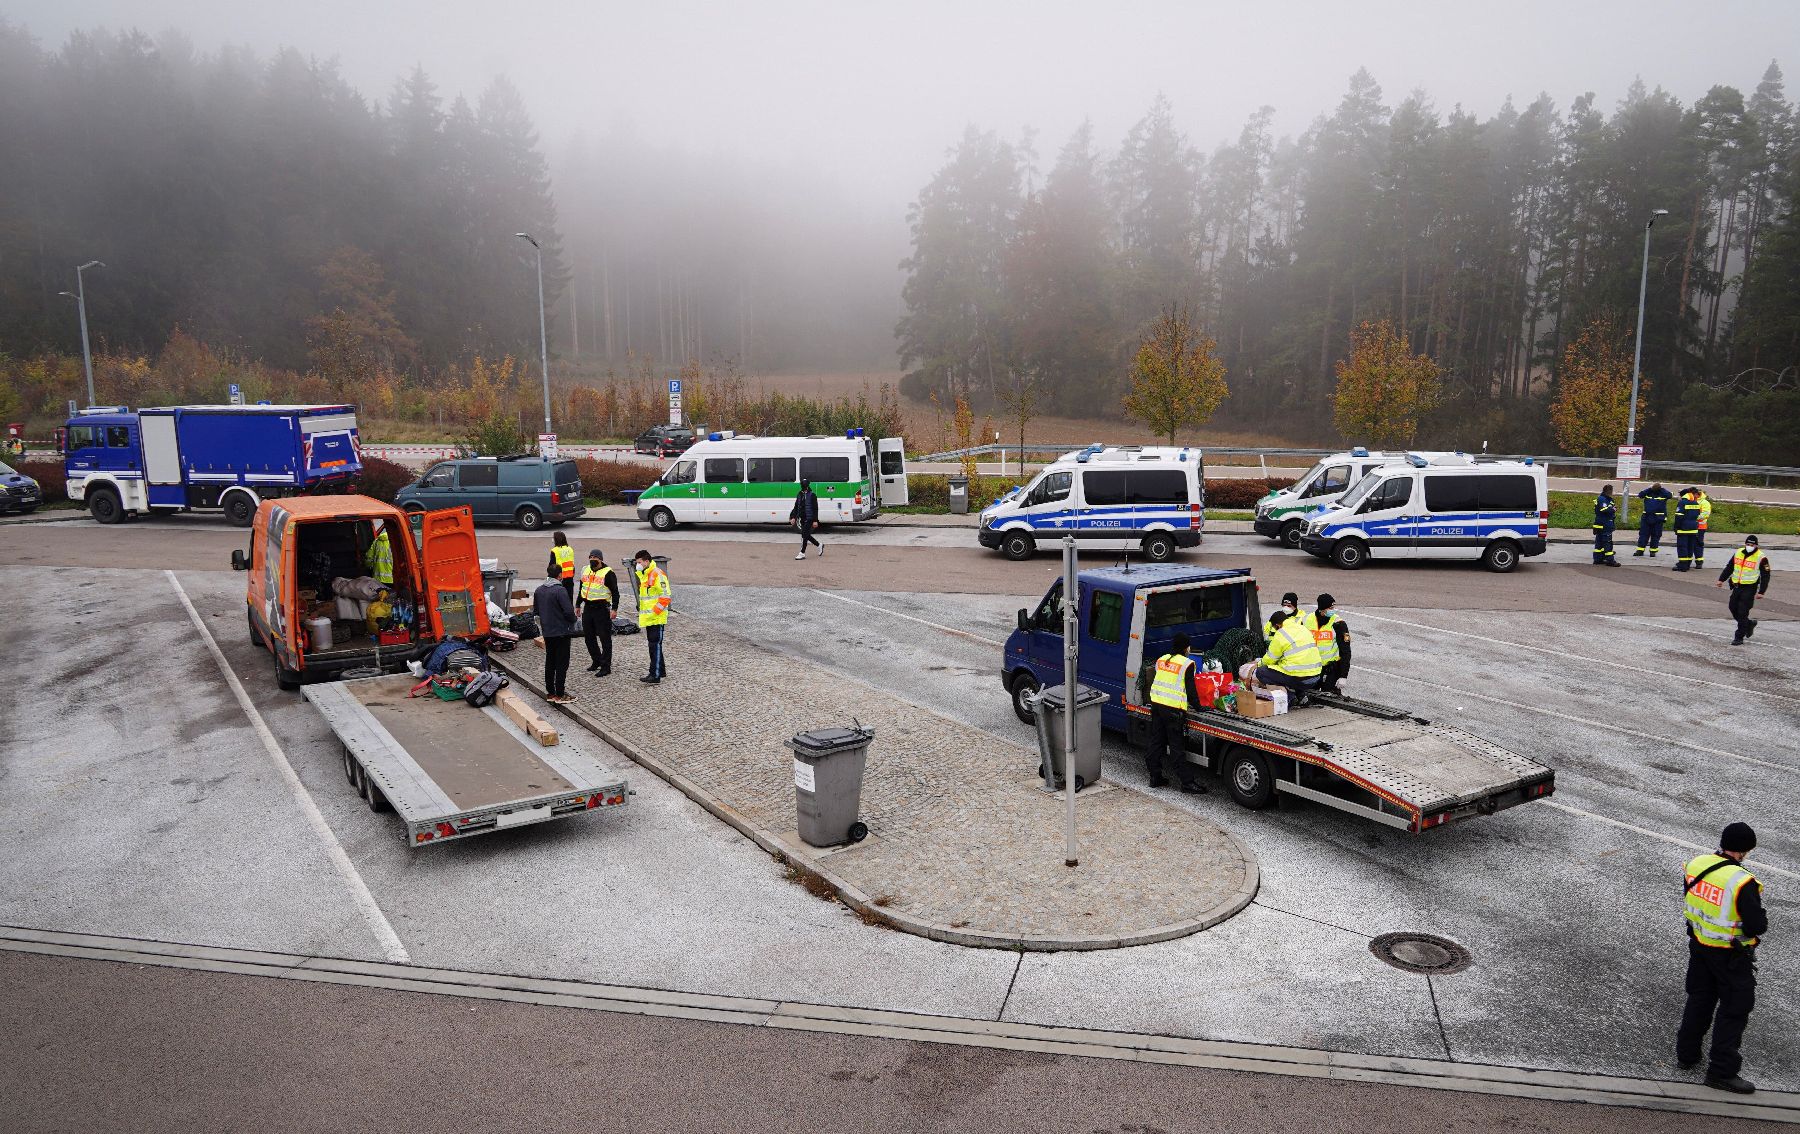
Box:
1547, 491, 1797, 537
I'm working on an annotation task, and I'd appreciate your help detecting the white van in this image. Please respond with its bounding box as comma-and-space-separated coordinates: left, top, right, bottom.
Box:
978, 444, 1203, 562
1253, 448, 1425, 548
634, 430, 903, 530
1299, 453, 1548, 572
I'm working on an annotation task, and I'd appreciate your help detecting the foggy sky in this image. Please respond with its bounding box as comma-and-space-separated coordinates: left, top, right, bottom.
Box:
12, 0, 1799, 210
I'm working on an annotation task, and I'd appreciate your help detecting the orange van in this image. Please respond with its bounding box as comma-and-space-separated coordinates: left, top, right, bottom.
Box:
231, 495, 491, 689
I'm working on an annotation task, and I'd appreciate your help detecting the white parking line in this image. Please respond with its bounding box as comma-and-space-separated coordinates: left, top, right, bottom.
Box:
1591, 612, 1800, 654
812, 589, 1007, 646
164, 572, 409, 963
1540, 800, 1798, 880
1344, 609, 1800, 706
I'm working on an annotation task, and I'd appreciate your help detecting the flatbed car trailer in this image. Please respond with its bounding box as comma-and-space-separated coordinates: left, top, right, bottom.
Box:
304, 673, 629, 846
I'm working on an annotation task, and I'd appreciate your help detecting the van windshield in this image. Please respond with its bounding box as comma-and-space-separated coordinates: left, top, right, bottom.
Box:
1337, 473, 1382, 510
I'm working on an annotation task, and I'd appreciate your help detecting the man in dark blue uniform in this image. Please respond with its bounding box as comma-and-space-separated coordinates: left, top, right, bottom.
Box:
1673, 488, 1703, 571
1591, 484, 1617, 566
1634, 483, 1672, 558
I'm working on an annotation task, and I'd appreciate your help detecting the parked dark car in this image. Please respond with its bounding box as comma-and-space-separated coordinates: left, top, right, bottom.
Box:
0, 460, 42, 514
394, 455, 586, 529
634, 425, 696, 457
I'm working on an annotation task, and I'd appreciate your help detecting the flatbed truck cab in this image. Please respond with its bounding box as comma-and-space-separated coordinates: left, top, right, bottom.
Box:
1001, 564, 1555, 833
232, 495, 490, 689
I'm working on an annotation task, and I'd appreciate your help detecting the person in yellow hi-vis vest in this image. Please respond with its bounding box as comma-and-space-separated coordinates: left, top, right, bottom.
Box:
1695, 491, 1715, 569
1135, 632, 1207, 795
364, 525, 393, 586
1256, 610, 1323, 703
1677, 823, 1765, 1094
550, 530, 576, 600
633, 549, 670, 684
1716, 534, 1771, 645
1305, 593, 1352, 694
577, 548, 621, 675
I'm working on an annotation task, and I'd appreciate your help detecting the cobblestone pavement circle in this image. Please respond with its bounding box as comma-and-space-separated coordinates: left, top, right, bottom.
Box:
506, 620, 1257, 950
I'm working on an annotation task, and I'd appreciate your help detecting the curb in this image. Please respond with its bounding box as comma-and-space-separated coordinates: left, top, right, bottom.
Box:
493, 655, 1257, 952
0, 510, 88, 526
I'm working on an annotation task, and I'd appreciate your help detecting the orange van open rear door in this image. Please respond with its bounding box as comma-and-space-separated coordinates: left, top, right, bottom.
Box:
417, 506, 491, 640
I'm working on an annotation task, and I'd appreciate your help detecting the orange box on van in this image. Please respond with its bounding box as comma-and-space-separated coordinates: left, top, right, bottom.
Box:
232, 495, 490, 689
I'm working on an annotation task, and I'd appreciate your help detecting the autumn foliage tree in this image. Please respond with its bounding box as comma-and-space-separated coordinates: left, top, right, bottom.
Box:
1551, 313, 1641, 457
1331, 319, 1442, 448
1122, 305, 1229, 444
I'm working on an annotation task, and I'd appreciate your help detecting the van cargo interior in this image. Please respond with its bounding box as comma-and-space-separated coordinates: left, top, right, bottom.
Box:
293, 517, 418, 659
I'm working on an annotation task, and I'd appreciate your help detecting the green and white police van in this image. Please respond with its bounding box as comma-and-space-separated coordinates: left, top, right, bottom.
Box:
1252, 448, 1422, 548
635, 430, 905, 531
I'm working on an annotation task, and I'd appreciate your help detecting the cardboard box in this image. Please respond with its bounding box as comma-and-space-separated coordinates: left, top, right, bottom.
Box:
1236, 693, 1276, 719
1262, 687, 1289, 715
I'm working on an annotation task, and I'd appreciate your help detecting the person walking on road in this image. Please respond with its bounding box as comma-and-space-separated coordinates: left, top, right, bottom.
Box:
532, 565, 579, 704
634, 549, 670, 684
1677, 822, 1766, 1094
1137, 632, 1207, 794
1256, 610, 1324, 703
1592, 484, 1618, 566
789, 479, 824, 560
1696, 490, 1715, 569
1673, 489, 1703, 572
1635, 483, 1672, 557
1717, 535, 1771, 646
550, 530, 576, 600
1307, 594, 1352, 694
576, 548, 620, 675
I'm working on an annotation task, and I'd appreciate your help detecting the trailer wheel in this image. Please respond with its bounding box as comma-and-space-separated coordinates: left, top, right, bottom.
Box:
274, 650, 300, 692
1000, 531, 1035, 561
222, 491, 256, 528
1331, 538, 1368, 570
343, 746, 358, 787
1481, 539, 1521, 573
364, 773, 390, 813
88, 487, 123, 525
1009, 671, 1041, 724
1140, 533, 1176, 562
1225, 747, 1276, 809
1278, 519, 1305, 549
514, 505, 544, 531
647, 506, 676, 532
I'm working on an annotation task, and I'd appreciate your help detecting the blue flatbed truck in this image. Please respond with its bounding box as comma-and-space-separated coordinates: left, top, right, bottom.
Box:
64, 404, 361, 527
1001, 564, 1555, 833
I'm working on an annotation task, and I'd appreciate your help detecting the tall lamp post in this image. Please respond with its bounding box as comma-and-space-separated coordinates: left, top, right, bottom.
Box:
57, 260, 104, 406
514, 232, 552, 437
1622, 209, 1668, 524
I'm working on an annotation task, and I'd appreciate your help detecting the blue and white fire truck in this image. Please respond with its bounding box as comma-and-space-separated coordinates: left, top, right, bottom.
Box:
64, 404, 361, 527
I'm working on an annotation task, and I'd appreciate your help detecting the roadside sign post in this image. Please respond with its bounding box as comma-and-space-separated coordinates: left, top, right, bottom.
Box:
228, 383, 244, 406
1061, 534, 1079, 868
668, 379, 683, 426
538, 433, 558, 460
1616, 445, 1643, 524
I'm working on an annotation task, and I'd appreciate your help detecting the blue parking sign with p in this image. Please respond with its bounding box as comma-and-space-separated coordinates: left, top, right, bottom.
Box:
669, 380, 682, 394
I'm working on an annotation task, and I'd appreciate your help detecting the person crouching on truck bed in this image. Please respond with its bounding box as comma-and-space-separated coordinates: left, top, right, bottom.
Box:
1306, 593, 1351, 694
1136, 632, 1207, 795
1257, 610, 1323, 704
1263, 592, 1299, 640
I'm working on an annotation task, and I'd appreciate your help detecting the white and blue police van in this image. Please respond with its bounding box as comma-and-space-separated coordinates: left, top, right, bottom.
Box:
1253, 448, 1433, 548
1298, 452, 1548, 572
978, 444, 1204, 562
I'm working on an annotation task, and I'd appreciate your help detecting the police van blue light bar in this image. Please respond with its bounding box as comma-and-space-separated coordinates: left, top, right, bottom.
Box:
1352, 446, 1369, 457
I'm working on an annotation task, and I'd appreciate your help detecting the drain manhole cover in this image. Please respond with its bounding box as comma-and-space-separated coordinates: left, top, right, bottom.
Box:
1370, 932, 1472, 975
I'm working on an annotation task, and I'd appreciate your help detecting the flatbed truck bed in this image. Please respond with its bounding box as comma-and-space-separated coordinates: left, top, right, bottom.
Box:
304, 674, 629, 846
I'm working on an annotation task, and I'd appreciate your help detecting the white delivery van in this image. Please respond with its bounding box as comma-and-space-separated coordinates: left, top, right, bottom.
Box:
1298, 453, 1548, 572
978, 444, 1203, 562
635, 430, 901, 530
1253, 449, 1429, 548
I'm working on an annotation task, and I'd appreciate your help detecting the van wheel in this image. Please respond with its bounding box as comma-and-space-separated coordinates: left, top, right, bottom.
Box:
1279, 519, 1305, 549
648, 506, 676, 532
248, 609, 264, 648
1009, 671, 1041, 724
88, 488, 122, 525
222, 492, 256, 528
274, 651, 301, 692
1226, 747, 1276, 809
1000, 532, 1035, 561
1481, 540, 1521, 573
1331, 539, 1368, 570
515, 505, 544, 531
1141, 533, 1176, 562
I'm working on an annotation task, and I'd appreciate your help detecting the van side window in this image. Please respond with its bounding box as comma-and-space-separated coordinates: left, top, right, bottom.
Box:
704, 458, 744, 482
1081, 470, 1126, 505
1359, 477, 1412, 513
1479, 475, 1537, 511
1307, 464, 1350, 497
1128, 470, 1187, 504
422, 464, 454, 488
665, 460, 698, 485
747, 456, 797, 483
1088, 590, 1124, 644
1030, 471, 1072, 505
879, 450, 904, 475
458, 463, 499, 487
799, 456, 849, 483
1425, 475, 1481, 513
106, 426, 132, 447
1146, 586, 1234, 627
1032, 581, 1063, 629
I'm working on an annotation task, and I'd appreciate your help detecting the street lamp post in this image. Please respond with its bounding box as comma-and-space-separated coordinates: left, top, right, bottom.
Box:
514, 233, 552, 437
1622, 210, 1668, 524
57, 260, 104, 406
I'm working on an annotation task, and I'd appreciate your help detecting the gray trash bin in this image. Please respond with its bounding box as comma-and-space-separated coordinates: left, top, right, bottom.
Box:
947, 476, 969, 514
1035, 684, 1106, 789
785, 725, 875, 847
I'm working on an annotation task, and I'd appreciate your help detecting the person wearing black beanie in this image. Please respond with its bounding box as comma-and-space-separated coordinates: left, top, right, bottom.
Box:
1676, 822, 1766, 1094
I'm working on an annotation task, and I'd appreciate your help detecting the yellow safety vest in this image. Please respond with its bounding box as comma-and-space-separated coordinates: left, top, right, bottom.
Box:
1729, 549, 1764, 586
1310, 611, 1340, 664
579, 564, 614, 602
365, 530, 393, 585
1149, 653, 1194, 710
1698, 495, 1713, 530
1263, 611, 1296, 640
552, 544, 575, 578
1685, 853, 1759, 949
1263, 622, 1323, 678
637, 565, 670, 627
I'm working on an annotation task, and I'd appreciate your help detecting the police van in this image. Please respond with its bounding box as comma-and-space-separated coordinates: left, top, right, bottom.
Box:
1298, 453, 1548, 572
634, 430, 902, 530
978, 445, 1204, 562
1253, 449, 1425, 548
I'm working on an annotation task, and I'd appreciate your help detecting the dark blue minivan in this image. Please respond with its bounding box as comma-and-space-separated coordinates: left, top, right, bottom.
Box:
395, 456, 585, 530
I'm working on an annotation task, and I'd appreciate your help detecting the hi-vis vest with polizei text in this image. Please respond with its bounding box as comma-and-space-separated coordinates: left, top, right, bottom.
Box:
1265, 622, 1323, 678
1149, 653, 1194, 710
637, 565, 670, 627
580, 564, 613, 602
1685, 853, 1759, 949
1730, 549, 1765, 586
1309, 611, 1340, 664
552, 545, 575, 578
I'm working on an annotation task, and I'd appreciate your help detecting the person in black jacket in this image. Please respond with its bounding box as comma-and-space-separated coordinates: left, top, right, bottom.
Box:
532, 565, 579, 703
1677, 822, 1768, 1094
789, 479, 823, 560
1635, 483, 1673, 557
1716, 534, 1772, 646
1592, 484, 1618, 566
576, 548, 622, 675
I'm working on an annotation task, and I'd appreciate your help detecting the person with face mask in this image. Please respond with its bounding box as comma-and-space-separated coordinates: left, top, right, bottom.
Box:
1264, 592, 1300, 640
633, 549, 670, 684
576, 548, 621, 675
1716, 535, 1771, 646
1307, 593, 1352, 694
